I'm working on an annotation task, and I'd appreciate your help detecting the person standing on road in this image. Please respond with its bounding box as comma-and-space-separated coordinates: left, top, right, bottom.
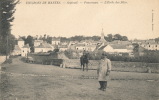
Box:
80, 51, 89, 71
83, 53, 89, 71
97, 53, 111, 91
80, 55, 84, 70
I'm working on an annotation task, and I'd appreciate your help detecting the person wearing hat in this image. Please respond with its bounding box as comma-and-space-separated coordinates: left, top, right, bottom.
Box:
97, 53, 112, 91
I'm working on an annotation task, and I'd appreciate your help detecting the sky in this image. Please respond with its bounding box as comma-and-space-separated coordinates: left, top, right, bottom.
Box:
11, 0, 159, 40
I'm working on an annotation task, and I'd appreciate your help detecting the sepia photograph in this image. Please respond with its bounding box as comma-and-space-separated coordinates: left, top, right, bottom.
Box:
0, 0, 159, 100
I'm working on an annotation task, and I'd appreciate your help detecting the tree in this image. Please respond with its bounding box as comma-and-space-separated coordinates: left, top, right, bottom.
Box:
25, 35, 34, 52
155, 37, 159, 42
106, 34, 113, 42
122, 36, 128, 41
60, 37, 69, 42
113, 34, 122, 40
70, 35, 84, 41
0, 0, 19, 55
21, 36, 26, 41
132, 43, 139, 57
92, 36, 100, 41
46, 35, 52, 44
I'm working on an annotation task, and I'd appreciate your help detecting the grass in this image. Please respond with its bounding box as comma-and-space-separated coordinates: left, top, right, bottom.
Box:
1, 57, 159, 100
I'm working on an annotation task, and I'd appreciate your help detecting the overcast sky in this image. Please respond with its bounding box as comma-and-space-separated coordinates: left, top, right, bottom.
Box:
12, 0, 159, 40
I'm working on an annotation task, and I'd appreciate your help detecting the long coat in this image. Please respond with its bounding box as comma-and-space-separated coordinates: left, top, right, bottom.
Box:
80, 55, 89, 66
97, 58, 111, 81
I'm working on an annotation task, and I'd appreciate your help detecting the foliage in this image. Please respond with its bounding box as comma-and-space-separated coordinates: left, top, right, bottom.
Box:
89, 50, 104, 60
141, 50, 159, 63
25, 35, 34, 52
0, 0, 18, 37
113, 34, 128, 41
46, 36, 52, 44
105, 34, 113, 42
0, 0, 18, 54
88, 50, 159, 63
132, 43, 139, 51
19, 33, 128, 45
155, 37, 159, 42
64, 50, 80, 59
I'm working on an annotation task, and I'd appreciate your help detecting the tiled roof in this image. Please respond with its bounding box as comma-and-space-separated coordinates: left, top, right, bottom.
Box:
111, 40, 131, 45
59, 45, 68, 48
96, 42, 107, 50
98, 45, 107, 50
35, 43, 52, 48
76, 44, 85, 47
22, 44, 30, 48
34, 40, 43, 42
14, 45, 21, 50
110, 44, 127, 49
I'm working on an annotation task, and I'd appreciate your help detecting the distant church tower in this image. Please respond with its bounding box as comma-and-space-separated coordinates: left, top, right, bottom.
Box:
100, 28, 106, 43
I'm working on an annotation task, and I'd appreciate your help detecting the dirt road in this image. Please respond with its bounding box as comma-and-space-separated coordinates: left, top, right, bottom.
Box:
0, 57, 159, 100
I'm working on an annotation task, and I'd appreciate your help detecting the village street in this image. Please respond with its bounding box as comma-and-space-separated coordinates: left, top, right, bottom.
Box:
0, 57, 159, 100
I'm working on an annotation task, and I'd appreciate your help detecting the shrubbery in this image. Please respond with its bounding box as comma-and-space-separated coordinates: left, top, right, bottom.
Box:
64, 50, 80, 59
64, 50, 159, 63
88, 50, 159, 63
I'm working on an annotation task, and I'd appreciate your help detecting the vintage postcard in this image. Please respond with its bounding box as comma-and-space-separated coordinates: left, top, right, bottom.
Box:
0, 0, 159, 100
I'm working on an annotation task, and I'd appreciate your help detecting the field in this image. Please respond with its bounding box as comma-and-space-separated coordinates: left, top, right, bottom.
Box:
0, 57, 159, 100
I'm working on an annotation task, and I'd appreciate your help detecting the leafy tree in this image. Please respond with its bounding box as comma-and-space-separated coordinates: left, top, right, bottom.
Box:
25, 35, 34, 52
106, 34, 113, 42
60, 37, 69, 42
21, 36, 26, 41
113, 34, 122, 40
25, 35, 33, 46
122, 36, 128, 41
0, 0, 18, 55
70, 35, 84, 41
92, 36, 100, 41
46, 35, 52, 44
132, 43, 139, 57
155, 37, 159, 42
113, 34, 128, 41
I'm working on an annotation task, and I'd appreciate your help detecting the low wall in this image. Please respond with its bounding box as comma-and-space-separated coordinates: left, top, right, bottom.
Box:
64, 59, 159, 73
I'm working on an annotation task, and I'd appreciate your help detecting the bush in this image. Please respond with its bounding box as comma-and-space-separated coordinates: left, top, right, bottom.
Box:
88, 50, 159, 63
64, 50, 80, 59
